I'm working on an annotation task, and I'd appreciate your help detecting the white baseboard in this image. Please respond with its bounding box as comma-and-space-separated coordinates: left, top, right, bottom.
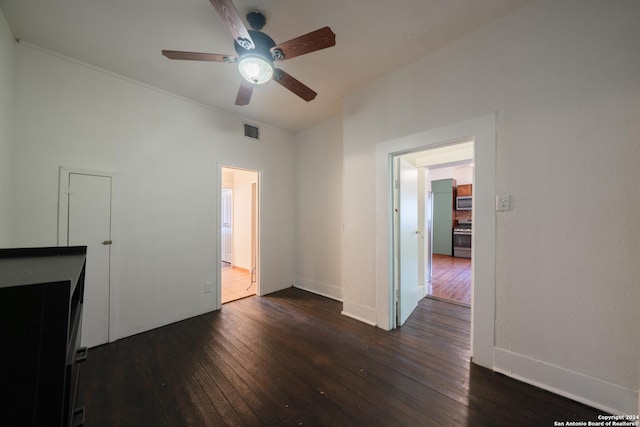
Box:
341, 300, 377, 327
494, 348, 638, 415
294, 278, 342, 301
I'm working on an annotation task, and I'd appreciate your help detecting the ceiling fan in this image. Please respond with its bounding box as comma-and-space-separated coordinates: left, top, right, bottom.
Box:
162, 0, 336, 106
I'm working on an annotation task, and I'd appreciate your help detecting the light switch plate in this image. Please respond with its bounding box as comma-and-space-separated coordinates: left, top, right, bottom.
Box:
496, 195, 510, 211
204, 282, 212, 293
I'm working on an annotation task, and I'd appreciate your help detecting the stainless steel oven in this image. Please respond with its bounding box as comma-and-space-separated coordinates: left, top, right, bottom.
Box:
453, 220, 472, 258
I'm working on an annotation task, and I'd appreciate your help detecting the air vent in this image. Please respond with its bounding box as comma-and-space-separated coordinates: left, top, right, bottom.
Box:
244, 123, 259, 140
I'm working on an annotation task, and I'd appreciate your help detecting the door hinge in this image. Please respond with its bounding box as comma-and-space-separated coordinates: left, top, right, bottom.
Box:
394, 180, 400, 189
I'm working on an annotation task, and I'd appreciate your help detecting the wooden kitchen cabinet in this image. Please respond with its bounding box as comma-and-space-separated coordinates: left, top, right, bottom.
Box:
457, 184, 472, 197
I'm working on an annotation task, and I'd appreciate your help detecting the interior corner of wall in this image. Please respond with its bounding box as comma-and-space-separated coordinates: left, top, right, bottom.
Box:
341, 299, 377, 327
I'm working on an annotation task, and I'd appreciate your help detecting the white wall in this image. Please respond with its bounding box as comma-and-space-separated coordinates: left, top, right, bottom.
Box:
341, 0, 639, 414
0, 9, 13, 247
294, 115, 343, 300
11, 43, 295, 340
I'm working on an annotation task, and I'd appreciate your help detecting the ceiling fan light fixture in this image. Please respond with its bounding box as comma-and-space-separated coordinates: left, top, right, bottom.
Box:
161, 1, 336, 105
238, 54, 274, 84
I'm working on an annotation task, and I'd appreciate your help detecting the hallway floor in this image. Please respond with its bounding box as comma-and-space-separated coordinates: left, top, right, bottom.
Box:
221, 263, 255, 304
428, 254, 471, 306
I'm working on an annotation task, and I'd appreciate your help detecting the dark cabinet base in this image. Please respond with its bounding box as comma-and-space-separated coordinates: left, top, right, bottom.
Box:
0, 246, 87, 427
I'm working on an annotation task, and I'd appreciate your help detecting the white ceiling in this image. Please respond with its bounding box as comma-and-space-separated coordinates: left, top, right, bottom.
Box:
0, 0, 533, 133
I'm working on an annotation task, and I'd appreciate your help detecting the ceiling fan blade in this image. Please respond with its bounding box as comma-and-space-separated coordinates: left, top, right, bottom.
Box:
271, 27, 336, 61
162, 50, 237, 63
235, 79, 255, 106
273, 69, 317, 102
209, 0, 255, 50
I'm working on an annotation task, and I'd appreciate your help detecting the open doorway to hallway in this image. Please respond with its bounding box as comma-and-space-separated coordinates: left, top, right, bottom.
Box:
221, 167, 259, 304
392, 140, 473, 327
379, 113, 495, 365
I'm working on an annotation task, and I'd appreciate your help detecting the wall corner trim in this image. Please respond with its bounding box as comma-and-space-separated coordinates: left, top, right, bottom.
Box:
341, 300, 378, 327
294, 279, 343, 302
494, 347, 638, 415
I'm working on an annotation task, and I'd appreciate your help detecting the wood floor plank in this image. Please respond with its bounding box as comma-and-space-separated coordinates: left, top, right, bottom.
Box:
221, 264, 255, 304
178, 322, 281, 425
76, 342, 126, 426
141, 328, 192, 427
79, 288, 604, 426
430, 254, 471, 305
147, 325, 227, 426
176, 320, 282, 426
211, 307, 362, 426
116, 335, 168, 426
225, 298, 438, 426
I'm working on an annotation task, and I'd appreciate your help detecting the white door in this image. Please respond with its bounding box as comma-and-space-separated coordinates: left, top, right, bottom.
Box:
221, 189, 233, 263
397, 157, 420, 326
67, 173, 112, 348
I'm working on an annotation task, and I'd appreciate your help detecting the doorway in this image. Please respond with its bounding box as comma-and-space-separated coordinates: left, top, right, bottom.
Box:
375, 113, 496, 368
58, 167, 114, 348
391, 142, 473, 327
220, 167, 259, 304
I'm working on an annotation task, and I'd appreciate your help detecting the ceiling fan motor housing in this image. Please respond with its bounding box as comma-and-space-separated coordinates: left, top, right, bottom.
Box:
234, 30, 279, 61
235, 30, 282, 61
235, 30, 275, 59
246, 11, 266, 30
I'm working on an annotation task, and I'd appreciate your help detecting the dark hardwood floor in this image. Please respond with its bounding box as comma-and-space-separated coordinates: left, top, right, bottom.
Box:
429, 255, 471, 306
78, 288, 602, 426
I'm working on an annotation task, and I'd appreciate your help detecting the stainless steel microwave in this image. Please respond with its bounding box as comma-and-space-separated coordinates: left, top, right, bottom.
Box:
456, 196, 472, 210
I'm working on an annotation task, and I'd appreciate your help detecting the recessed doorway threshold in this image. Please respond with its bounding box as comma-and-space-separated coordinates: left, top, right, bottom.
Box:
424, 294, 470, 308
221, 262, 256, 304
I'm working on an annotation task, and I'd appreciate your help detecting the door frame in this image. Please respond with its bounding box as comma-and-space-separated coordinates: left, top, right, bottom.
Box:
375, 113, 496, 369
221, 188, 233, 264
217, 163, 261, 309
58, 166, 118, 343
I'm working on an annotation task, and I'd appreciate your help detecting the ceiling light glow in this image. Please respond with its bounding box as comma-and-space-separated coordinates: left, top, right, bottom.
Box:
238, 55, 274, 84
